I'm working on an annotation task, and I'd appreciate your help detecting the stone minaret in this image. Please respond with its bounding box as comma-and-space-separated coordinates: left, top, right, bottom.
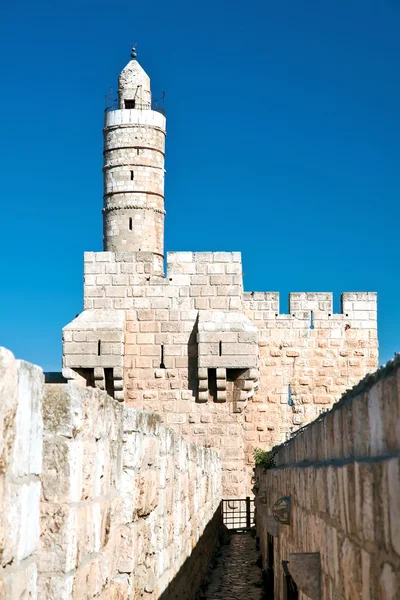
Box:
103, 48, 166, 266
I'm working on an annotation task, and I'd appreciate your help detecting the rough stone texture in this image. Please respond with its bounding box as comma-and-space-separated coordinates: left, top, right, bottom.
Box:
62, 55, 378, 498
104, 58, 166, 257
254, 357, 400, 600
0, 347, 222, 600
0, 347, 44, 599
201, 533, 264, 600
38, 384, 222, 600
64, 246, 378, 497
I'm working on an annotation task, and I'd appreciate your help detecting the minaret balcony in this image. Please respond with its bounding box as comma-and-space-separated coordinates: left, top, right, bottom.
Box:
104, 106, 166, 129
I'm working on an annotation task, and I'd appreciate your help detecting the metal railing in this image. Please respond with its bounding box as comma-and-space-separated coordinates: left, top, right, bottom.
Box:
105, 92, 165, 115
221, 497, 255, 531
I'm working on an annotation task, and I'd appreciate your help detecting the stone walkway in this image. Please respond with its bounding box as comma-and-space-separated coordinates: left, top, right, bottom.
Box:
201, 532, 265, 600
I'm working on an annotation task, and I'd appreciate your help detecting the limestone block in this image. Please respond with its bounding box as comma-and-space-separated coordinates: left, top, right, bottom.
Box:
43, 384, 85, 438
222, 342, 256, 355
109, 574, 130, 599
117, 524, 135, 573
44, 438, 81, 503
120, 468, 136, 524
10, 359, 44, 478
198, 355, 258, 369
2, 479, 40, 566
198, 367, 208, 381
368, 381, 385, 456
38, 504, 78, 573
76, 503, 102, 563
18, 480, 41, 561
37, 572, 74, 600
198, 391, 208, 403
0, 560, 38, 600
0, 348, 18, 477
387, 457, 400, 556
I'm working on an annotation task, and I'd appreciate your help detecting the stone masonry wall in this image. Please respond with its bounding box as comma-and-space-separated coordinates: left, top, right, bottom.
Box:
103, 106, 166, 256
65, 250, 377, 497
0, 347, 222, 600
254, 356, 400, 600
0, 348, 43, 599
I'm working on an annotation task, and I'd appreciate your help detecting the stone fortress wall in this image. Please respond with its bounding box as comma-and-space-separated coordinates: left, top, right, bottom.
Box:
0, 347, 222, 600
64, 248, 377, 497
254, 355, 400, 600
62, 51, 378, 498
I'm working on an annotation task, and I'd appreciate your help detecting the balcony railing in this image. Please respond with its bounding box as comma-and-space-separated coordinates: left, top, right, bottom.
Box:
105, 91, 165, 115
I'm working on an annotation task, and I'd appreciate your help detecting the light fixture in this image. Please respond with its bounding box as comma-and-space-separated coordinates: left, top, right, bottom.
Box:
272, 496, 291, 525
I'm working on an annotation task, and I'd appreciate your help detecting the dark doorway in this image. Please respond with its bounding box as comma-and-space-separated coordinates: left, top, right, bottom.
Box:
264, 533, 274, 596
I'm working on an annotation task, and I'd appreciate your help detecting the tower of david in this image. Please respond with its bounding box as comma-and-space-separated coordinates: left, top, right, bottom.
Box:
62, 49, 378, 496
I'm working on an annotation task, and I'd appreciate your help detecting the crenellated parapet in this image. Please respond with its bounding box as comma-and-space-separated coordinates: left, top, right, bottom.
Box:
243, 291, 377, 327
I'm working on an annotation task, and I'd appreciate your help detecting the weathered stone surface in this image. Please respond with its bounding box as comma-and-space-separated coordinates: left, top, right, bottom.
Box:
255, 357, 400, 600
0, 349, 43, 594
0, 346, 222, 599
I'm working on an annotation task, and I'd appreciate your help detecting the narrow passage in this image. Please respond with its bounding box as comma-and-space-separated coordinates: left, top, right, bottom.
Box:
201, 532, 266, 600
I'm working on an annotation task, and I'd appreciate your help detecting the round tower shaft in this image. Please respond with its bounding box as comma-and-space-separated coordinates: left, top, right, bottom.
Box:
103, 49, 166, 259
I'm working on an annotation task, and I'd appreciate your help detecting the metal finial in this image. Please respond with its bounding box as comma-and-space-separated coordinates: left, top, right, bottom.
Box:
131, 45, 137, 59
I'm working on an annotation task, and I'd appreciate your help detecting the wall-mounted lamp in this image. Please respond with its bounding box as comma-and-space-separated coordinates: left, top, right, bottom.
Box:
272, 496, 291, 525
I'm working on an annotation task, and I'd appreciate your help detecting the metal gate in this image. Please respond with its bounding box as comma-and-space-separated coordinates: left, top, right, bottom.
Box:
221, 497, 255, 531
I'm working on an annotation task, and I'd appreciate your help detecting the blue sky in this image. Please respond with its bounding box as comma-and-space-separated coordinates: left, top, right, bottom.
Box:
0, 0, 399, 370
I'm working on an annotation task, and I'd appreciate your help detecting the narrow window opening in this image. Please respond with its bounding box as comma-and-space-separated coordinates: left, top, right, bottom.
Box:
208, 368, 217, 402
288, 384, 293, 406
310, 310, 315, 330
97, 340, 101, 356
129, 217, 133, 231
130, 170, 134, 180
124, 99, 136, 109
136, 148, 140, 155
160, 345, 166, 369
219, 341, 222, 356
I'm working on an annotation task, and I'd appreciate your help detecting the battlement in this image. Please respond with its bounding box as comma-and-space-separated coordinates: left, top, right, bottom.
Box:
243, 291, 377, 328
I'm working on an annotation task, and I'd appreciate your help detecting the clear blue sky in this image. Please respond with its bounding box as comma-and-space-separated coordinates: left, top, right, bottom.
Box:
1, 0, 399, 370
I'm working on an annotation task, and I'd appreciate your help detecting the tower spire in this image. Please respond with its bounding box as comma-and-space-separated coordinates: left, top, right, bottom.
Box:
102, 52, 166, 268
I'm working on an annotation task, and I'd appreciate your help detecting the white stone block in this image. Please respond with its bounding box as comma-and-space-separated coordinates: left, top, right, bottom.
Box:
18, 480, 41, 561
9, 360, 43, 478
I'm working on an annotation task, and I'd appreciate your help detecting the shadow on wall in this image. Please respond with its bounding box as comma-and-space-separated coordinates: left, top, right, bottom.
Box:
158, 507, 223, 600
187, 314, 199, 401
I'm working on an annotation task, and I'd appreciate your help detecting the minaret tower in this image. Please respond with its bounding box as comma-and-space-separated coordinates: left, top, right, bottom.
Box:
103, 47, 166, 265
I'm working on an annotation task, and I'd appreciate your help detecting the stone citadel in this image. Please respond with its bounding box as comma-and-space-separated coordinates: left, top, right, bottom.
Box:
2, 48, 399, 600
62, 49, 378, 497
